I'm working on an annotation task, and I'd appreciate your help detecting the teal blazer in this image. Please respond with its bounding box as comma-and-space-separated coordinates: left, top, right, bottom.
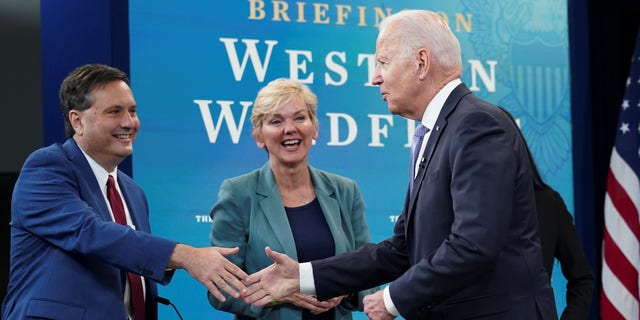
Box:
208, 163, 377, 320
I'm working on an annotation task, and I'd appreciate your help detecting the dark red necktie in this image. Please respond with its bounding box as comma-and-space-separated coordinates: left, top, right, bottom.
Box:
107, 175, 146, 320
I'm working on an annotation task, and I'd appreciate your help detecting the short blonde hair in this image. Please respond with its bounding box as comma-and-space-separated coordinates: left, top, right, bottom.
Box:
251, 78, 319, 139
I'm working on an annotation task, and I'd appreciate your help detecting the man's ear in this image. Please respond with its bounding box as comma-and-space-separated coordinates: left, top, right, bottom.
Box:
417, 49, 430, 80
69, 110, 83, 136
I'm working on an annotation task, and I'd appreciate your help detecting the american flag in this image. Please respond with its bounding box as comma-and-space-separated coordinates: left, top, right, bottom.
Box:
601, 28, 640, 319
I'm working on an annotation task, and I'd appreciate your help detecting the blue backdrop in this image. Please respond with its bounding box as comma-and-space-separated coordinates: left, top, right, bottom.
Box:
128, 1, 573, 319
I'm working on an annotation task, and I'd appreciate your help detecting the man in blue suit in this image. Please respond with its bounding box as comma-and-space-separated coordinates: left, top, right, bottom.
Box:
1, 64, 248, 320
242, 10, 557, 320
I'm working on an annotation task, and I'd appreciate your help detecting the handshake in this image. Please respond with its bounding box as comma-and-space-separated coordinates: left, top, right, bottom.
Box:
171, 244, 300, 304
181, 246, 389, 319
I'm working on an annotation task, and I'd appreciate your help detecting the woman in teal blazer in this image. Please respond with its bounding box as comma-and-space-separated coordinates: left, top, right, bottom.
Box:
208, 78, 377, 320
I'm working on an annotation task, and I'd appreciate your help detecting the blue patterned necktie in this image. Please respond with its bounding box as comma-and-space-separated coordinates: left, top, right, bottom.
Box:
411, 124, 429, 182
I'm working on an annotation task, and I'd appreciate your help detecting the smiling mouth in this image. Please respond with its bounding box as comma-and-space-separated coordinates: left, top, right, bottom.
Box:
114, 134, 133, 140
282, 139, 301, 147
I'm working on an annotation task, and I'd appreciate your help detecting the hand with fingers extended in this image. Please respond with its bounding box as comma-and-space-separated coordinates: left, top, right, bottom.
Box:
242, 247, 301, 306
168, 244, 248, 302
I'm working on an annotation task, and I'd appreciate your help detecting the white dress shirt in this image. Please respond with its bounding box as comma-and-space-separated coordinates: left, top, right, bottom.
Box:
79, 147, 146, 320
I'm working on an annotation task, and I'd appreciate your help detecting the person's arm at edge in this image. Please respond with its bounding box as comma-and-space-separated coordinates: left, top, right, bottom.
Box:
300, 262, 399, 316
552, 191, 594, 319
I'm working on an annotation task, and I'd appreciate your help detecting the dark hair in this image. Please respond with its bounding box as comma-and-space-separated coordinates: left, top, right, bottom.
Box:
59, 64, 130, 137
497, 106, 550, 191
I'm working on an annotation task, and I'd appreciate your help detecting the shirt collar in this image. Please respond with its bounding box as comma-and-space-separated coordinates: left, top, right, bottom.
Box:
77, 146, 118, 194
420, 78, 462, 129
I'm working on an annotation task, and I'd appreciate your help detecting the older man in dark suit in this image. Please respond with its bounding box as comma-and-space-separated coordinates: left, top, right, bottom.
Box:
242, 10, 557, 320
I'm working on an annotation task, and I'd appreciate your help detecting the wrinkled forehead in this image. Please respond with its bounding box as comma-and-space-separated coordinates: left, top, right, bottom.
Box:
375, 31, 401, 57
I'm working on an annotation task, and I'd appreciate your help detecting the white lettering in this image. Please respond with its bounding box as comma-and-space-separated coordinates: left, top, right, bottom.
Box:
326, 112, 357, 146
468, 59, 497, 92
220, 38, 498, 90
325, 51, 347, 86
285, 49, 314, 83
195, 215, 213, 223
357, 53, 376, 87
194, 99, 252, 143
219, 37, 278, 82
368, 114, 393, 147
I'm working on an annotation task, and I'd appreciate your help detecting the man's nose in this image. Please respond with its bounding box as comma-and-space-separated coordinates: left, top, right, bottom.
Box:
371, 71, 382, 85
121, 112, 137, 127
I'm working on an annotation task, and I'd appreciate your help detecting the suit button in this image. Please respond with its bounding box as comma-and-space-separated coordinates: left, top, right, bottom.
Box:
138, 266, 153, 276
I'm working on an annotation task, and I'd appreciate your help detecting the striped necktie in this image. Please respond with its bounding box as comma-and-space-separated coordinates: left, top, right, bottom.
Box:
411, 124, 429, 181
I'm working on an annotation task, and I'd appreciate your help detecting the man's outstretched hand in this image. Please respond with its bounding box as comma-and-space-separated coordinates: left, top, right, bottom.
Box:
168, 244, 248, 302
243, 247, 301, 306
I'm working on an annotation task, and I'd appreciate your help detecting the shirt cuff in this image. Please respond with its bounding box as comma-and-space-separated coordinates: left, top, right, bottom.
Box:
299, 262, 316, 296
383, 286, 400, 316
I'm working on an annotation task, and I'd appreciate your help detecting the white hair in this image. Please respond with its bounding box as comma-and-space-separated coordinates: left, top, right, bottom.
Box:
379, 10, 462, 70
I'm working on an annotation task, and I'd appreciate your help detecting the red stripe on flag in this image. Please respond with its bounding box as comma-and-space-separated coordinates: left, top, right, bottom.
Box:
601, 27, 640, 320
600, 288, 626, 320
602, 228, 639, 300
606, 169, 640, 240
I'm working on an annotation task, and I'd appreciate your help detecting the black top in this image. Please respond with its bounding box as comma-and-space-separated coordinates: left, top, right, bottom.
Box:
535, 188, 594, 320
286, 198, 336, 320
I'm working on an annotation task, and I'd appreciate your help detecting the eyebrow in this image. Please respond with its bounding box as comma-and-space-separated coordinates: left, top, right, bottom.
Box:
269, 109, 308, 117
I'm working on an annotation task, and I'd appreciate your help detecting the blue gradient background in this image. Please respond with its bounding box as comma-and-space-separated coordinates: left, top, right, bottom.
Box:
130, 1, 572, 318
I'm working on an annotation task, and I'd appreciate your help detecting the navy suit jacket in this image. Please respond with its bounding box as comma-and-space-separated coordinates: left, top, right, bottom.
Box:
2, 139, 176, 320
310, 84, 557, 319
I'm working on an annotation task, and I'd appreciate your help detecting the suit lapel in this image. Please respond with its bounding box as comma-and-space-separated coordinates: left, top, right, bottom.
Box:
309, 167, 346, 254
256, 164, 299, 259
407, 119, 446, 215
118, 177, 151, 232
62, 139, 113, 221
407, 84, 471, 218
414, 119, 445, 191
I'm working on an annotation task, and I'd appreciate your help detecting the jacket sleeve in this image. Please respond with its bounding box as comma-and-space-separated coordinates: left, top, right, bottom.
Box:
552, 191, 594, 320
208, 178, 270, 318
342, 181, 381, 311
12, 146, 176, 284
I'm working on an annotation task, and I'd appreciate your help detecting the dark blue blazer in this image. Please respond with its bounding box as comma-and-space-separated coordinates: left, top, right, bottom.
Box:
2, 139, 177, 320
311, 84, 558, 319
